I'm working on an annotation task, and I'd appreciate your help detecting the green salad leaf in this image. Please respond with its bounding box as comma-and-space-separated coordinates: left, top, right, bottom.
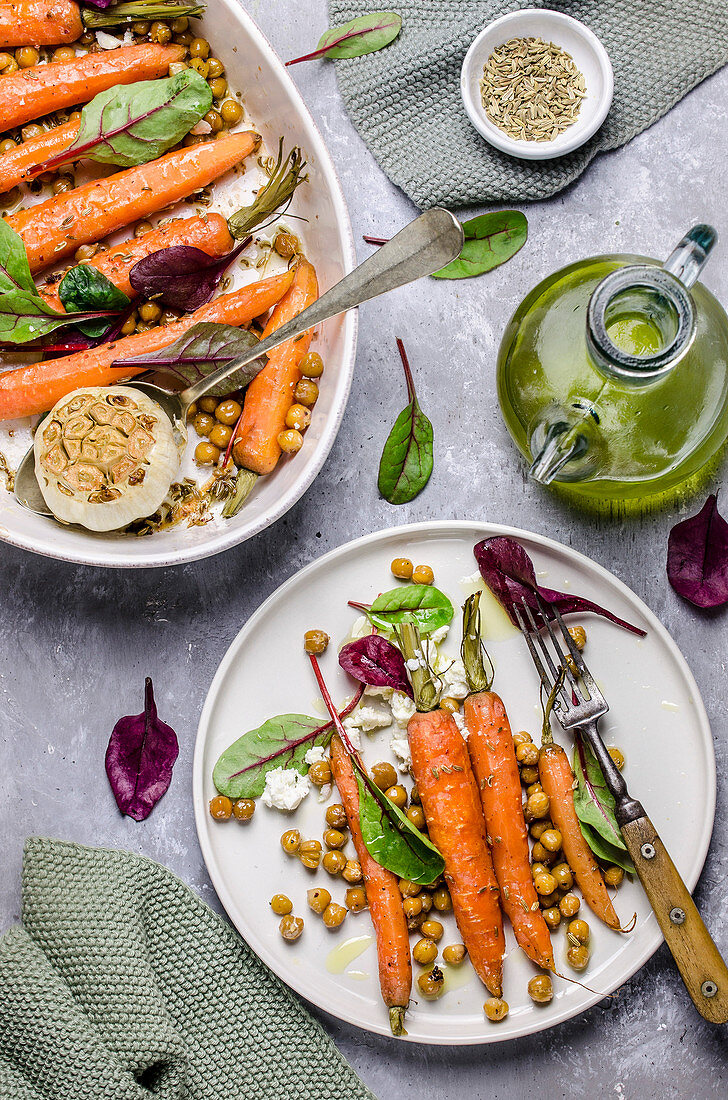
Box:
432, 211, 527, 280
573, 737, 634, 873
355, 770, 444, 884
286, 12, 402, 65
212, 714, 326, 799
377, 338, 433, 505
355, 584, 454, 635
59, 264, 131, 337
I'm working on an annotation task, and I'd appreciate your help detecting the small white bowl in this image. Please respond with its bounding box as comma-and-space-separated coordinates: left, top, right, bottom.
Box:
460, 7, 613, 160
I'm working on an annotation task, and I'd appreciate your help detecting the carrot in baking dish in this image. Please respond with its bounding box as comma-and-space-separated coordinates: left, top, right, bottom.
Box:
6, 130, 259, 272
0, 268, 294, 421
329, 733, 412, 1037
0, 119, 79, 195
232, 256, 318, 475
38, 213, 234, 310
465, 692, 554, 971
0, 42, 185, 131
538, 739, 621, 930
0, 0, 82, 47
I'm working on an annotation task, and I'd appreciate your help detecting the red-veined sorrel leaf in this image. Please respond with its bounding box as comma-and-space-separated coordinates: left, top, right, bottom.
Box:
667, 494, 728, 608
339, 635, 413, 698
105, 678, 178, 821
286, 11, 401, 66
432, 211, 527, 280
377, 339, 433, 505
474, 536, 646, 636
129, 237, 249, 312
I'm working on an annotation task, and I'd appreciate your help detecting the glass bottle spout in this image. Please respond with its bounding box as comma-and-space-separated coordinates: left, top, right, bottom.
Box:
528, 411, 600, 486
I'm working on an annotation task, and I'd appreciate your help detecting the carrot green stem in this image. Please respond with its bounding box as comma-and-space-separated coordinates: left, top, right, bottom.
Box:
227, 140, 308, 240
395, 620, 439, 713
82, 1, 204, 28
539, 669, 565, 747
221, 469, 258, 518
389, 1006, 408, 1037
461, 592, 494, 695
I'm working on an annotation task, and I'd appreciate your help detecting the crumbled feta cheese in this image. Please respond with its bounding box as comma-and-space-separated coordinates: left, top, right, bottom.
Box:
261, 767, 310, 811
439, 655, 469, 700
95, 31, 124, 49
344, 726, 361, 750
452, 710, 466, 733
406, 657, 423, 671
343, 699, 392, 733
190, 120, 213, 136
364, 684, 394, 701
390, 736, 412, 773
304, 745, 326, 766
429, 625, 450, 645
318, 783, 332, 803
391, 691, 416, 728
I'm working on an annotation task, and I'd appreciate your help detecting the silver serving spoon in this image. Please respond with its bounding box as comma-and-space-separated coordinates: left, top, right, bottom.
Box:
15, 208, 463, 516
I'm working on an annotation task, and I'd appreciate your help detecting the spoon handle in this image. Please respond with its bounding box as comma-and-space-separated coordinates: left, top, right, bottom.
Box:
180, 208, 463, 405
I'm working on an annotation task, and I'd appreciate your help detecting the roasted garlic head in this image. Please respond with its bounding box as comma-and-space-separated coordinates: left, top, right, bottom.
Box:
34, 386, 180, 531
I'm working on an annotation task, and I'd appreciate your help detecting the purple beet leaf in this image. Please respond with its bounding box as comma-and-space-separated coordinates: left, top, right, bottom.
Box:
667, 494, 728, 608
474, 536, 646, 637
128, 237, 250, 311
105, 678, 179, 821
339, 635, 414, 698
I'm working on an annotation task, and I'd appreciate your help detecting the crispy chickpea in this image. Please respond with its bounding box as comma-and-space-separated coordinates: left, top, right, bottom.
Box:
371, 761, 397, 790
442, 943, 466, 965
567, 944, 589, 971
391, 556, 413, 580
530, 819, 553, 840
418, 966, 444, 999
322, 902, 347, 929
608, 746, 625, 770
131, 19, 150, 32
308, 760, 332, 787
206, 56, 224, 77
512, 730, 532, 746
528, 974, 553, 1004
520, 766, 539, 786
16, 46, 39, 68
304, 628, 329, 655
203, 108, 223, 134
150, 20, 172, 43
193, 412, 215, 437
53, 45, 76, 62
294, 378, 319, 407
323, 828, 346, 850
121, 315, 137, 336
278, 428, 303, 454
567, 918, 590, 945
530, 842, 553, 865
139, 301, 162, 324
220, 99, 243, 125
299, 351, 324, 378
170, 15, 188, 31
419, 892, 433, 914
412, 564, 434, 586
0, 52, 13, 71
534, 871, 558, 896
516, 742, 540, 767
0, 136, 16, 153
603, 865, 624, 888
270, 893, 292, 916
342, 860, 362, 884
209, 423, 232, 450
325, 804, 347, 829
286, 403, 311, 432
540, 828, 563, 852
531, 862, 548, 879
526, 782, 543, 799
209, 794, 232, 820
406, 805, 426, 829
551, 863, 573, 891
432, 886, 452, 912
346, 886, 367, 912
539, 890, 559, 909
568, 625, 587, 650
307, 887, 331, 914
232, 798, 255, 822
398, 879, 420, 898
209, 76, 228, 99
2, 57, 18, 72
525, 790, 550, 821
279, 915, 304, 941
440, 696, 460, 714
299, 839, 322, 869
413, 938, 438, 966
421, 919, 444, 942
403, 896, 422, 919
189, 57, 210, 79
195, 440, 220, 465
559, 893, 580, 918
134, 220, 153, 238
385, 784, 407, 809
274, 231, 300, 258
483, 997, 509, 1022
322, 850, 346, 875
74, 243, 98, 261
189, 36, 210, 57
543, 906, 561, 930
280, 829, 301, 854
410, 784, 421, 804
197, 395, 217, 414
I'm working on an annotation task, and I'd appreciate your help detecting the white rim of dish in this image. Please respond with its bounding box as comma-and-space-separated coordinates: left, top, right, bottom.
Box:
1, 0, 358, 569
192, 519, 716, 1044
460, 7, 614, 161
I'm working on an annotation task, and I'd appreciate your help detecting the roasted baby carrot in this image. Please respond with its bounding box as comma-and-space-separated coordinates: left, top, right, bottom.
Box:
465, 692, 554, 970
539, 740, 621, 930
7, 130, 259, 272
0, 0, 82, 47
38, 213, 234, 310
0, 42, 185, 131
232, 256, 318, 475
0, 269, 294, 421
330, 733, 412, 1037
0, 119, 79, 195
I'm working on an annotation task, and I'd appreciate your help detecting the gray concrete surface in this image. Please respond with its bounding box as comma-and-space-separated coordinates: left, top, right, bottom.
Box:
2, 2, 728, 1096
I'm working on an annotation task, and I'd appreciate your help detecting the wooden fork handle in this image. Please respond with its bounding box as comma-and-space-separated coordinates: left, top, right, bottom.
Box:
621, 815, 728, 1023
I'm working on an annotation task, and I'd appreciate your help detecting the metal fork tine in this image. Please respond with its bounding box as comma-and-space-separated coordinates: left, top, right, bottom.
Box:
512, 604, 556, 696
550, 601, 605, 703
533, 592, 584, 700
519, 597, 572, 708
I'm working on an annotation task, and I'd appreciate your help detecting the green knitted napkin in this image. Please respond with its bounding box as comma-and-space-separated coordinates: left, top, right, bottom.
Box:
0, 838, 376, 1100
328, 0, 728, 207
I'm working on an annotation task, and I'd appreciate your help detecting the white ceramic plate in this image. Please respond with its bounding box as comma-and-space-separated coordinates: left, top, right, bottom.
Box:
0, 0, 356, 567
193, 521, 716, 1044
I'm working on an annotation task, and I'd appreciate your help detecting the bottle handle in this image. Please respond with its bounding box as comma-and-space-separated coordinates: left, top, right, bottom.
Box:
663, 224, 717, 289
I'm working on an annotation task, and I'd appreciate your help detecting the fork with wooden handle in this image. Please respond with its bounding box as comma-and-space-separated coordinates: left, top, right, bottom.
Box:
514, 592, 728, 1024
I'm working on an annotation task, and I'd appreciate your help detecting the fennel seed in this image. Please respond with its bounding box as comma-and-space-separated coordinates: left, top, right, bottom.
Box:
480, 36, 586, 142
